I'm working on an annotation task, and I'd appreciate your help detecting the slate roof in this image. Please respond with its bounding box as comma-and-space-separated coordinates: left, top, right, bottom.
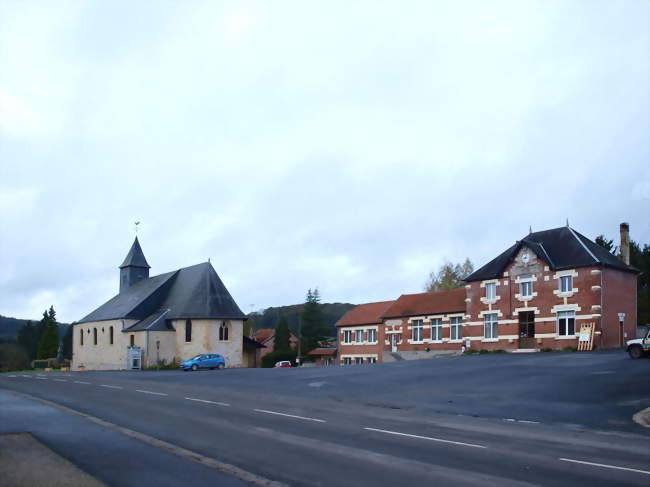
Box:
336, 301, 394, 327
123, 309, 174, 332
381, 288, 466, 319
465, 226, 638, 282
119, 237, 150, 269
78, 262, 246, 325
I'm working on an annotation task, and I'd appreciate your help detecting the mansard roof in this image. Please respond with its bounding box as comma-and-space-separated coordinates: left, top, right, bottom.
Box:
78, 262, 246, 324
381, 288, 466, 319
465, 226, 638, 282
119, 237, 150, 269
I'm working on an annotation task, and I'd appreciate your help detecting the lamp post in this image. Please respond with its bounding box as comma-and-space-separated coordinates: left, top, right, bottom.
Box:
296, 315, 301, 366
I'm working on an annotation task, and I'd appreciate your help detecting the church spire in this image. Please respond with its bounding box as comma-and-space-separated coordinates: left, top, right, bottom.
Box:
119, 237, 150, 293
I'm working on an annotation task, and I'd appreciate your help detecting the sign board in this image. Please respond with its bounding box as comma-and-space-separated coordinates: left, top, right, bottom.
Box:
577, 322, 595, 351
618, 313, 626, 322
579, 332, 590, 342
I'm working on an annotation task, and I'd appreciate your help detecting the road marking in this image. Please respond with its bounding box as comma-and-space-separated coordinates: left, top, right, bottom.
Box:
185, 397, 230, 407
364, 427, 487, 449
518, 420, 540, 424
8, 375, 16, 378
100, 384, 123, 389
74, 381, 91, 384
560, 458, 650, 475
53, 379, 68, 382
21, 375, 32, 378
136, 389, 168, 396
36, 377, 47, 380
253, 409, 326, 423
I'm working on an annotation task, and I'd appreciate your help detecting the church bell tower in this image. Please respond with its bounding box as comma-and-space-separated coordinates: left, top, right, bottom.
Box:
119, 237, 150, 293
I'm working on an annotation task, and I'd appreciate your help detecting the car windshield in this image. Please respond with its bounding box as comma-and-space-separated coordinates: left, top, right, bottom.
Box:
190, 355, 203, 361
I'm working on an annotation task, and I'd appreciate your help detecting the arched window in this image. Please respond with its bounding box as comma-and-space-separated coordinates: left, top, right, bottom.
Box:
219, 321, 229, 341
109, 326, 114, 345
93, 328, 97, 345
80, 328, 83, 346
185, 320, 192, 342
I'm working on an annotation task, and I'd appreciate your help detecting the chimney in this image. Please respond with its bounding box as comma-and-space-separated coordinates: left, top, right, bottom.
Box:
619, 222, 630, 265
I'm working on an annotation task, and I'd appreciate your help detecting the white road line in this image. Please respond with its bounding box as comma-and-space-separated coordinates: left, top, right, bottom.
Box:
559, 458, 650, 475
8, 375, 16, 378
185, 397, 230, 407
364, 427, 487, 449
136, 390, 168, 396
518, 420, 540, 424
53, 379, 67, 382
253, 409, 326, 423
74, 381, 91, 384
36, 377, 47, 380
21, 375, 32, 378
100, 384, 123, 389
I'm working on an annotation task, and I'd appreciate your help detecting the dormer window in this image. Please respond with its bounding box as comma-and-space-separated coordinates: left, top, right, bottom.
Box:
560, 275, 572, 293
485, 282, 496, 300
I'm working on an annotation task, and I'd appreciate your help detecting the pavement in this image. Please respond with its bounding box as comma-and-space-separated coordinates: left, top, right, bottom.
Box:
0, 349, 649, 486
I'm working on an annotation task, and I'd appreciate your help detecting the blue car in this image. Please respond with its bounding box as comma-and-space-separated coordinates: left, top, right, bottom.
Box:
180, 353, 226, 371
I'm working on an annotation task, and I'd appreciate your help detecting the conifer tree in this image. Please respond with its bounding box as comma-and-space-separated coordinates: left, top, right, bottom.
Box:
274, 315, 291, 352
300, 288, 327, 354
36, 306, 59, 360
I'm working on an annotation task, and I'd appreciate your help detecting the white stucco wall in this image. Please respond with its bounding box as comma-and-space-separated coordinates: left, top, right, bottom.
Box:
72, 319, 138, 371
173, 319, 244, 367
146, 331, 176, 367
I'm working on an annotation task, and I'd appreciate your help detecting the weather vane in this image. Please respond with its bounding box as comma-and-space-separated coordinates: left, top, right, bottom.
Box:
135, 221, 140, 235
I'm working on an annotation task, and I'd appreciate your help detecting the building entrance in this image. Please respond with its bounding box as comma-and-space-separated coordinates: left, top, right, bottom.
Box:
518, 311, 536, 349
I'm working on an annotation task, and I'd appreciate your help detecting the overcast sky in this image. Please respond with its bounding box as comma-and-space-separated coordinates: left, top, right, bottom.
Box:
1, 0, 648, 323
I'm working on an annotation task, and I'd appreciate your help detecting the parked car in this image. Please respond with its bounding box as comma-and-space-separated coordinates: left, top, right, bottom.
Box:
180, 353, 226, 371
627, 326, 650, 359
274, 360, 292, 368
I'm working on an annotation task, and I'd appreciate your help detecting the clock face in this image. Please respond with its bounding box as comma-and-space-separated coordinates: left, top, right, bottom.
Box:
522, 252, 530, 264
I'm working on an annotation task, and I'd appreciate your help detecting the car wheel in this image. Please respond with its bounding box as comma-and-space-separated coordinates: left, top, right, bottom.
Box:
191, 364, 198, 371
628, 345, 644, 359
217, 363, 224, 370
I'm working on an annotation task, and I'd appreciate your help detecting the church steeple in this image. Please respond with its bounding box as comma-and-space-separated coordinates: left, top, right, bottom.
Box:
119, 237, 150, 293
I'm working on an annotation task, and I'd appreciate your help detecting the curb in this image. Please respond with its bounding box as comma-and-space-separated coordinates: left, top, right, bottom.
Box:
632, 406, 650, 428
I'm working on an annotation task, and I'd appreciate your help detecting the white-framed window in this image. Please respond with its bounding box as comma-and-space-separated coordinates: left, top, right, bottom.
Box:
557, 311, 575, 336
355, 329, 364, 343
355, 357, 364, 365
343, 330, 352, 344
431, 318, 443, 341
368, 329, 377, 343
367, 357, 376, 364
450, 316, 463, 340
484, 313, 498, 339
412, 319, 424, 342
485, 282, 496, 300
520, 277, 533, 297
343, 357, 352, 365
559, 275, 572, 293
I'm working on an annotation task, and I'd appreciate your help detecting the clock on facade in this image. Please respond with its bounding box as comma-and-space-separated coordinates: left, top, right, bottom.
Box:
522, 252, 530, 264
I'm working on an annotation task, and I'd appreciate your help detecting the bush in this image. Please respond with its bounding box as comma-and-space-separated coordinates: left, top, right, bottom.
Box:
261, 349, 297, 368
0, 344, 31, 371
562, 346, 577, 352
478, 349, 490, 354
145, 358, 178, 370
541, 348, 554, 353
463, 350, 479, 354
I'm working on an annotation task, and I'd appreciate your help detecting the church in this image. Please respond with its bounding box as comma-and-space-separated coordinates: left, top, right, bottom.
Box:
72, 237, 253, 370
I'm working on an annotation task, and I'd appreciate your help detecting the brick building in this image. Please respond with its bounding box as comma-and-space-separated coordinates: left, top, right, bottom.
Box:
336, 224, 638, 364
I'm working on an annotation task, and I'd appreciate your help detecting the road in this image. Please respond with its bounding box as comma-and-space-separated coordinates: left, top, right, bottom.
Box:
1, 350, 649, 486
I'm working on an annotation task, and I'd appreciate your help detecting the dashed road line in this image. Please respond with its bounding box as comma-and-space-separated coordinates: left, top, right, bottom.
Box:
185, 397, 230, 407
74, 381, 91, 385
254, 409, 326, 423
503, 418, 540, 424
36, 377, 48, 380
21, 375, 32, 378
7, 375, 16, 378
100, 384, 123, 389
136, 390, 168, 396
364, 427, 487, 449
53, 379, 68, 382
559, 458, 650, 475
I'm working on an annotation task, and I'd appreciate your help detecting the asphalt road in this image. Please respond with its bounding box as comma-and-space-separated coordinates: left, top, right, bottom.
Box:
1, 350, 649, 486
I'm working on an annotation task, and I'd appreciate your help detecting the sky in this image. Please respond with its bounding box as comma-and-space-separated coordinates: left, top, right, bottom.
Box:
1, 0, 648, 323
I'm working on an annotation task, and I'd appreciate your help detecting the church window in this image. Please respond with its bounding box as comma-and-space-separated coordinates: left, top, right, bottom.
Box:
93, 328, 97, 345
130, 334, 135, 347
185, 320, 192, 342
219, 321, 229, 341
109, 326, 114, 345
80, 329, 83, 346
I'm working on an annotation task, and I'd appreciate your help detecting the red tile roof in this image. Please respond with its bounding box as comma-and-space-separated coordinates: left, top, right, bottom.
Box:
382, 288, 466, 318
336, 301, 394, 327
308, 348, 337, 356
253, 328, 275, 343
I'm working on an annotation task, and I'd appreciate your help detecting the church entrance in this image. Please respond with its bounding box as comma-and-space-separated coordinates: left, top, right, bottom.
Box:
127, 346, 142, 370
518, 311, 536, 349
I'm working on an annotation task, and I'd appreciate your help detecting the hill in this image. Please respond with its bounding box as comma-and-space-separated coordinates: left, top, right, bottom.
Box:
249, 302, 355, 337
0, 315, 70, 342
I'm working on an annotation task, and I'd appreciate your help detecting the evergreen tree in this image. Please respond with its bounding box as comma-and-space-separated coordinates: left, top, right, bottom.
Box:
301, 288, 328, 354
16, 320, 38, 360
595, 235, 616, 253
424, 258, 474, 292
274, 315, 291, 352
36, 306, 59, 359
62, 324, 73, 360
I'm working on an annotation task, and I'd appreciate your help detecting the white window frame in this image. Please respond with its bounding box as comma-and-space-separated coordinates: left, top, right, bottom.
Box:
367, 357, 376, 364
343, 357, 352, 365
355, 329, 364, 344
450, 316, 463, 340
367, 329, 377, 343
559, 275, 572, 293
484, 313, 498, 339
519, 278, 533, 298
343, 330, 352, 344
355, 357, 364, 365
485, 282, 496, 300
412, 319, 424, 342
557, 310, 576, 337
431, 318, 443, 341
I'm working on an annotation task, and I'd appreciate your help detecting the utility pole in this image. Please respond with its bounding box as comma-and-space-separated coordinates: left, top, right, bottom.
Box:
296, 314, 301, 366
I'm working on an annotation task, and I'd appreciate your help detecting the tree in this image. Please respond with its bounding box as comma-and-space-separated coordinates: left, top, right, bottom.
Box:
595, 235, 616, 253
36, 306, 59, 359
0, 344, 31, 371
62, 324, 73, 360
16, 320, 38, 360
274, 315, 291, 352
300, 288, 328, 355
424, 258, 474, 292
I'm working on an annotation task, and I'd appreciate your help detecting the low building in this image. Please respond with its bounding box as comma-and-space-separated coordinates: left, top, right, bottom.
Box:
72, 237, 248, 370
307, 348, 337, 365
253, 328, 299, 362
336, 301, 393, 364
